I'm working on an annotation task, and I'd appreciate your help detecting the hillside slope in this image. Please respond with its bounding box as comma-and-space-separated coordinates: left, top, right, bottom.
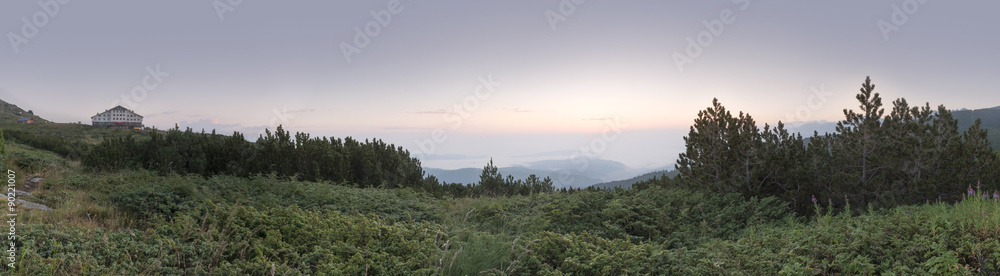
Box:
954, 107, 1000, 148
0, 98, 49, 123
590, 169, 679, 190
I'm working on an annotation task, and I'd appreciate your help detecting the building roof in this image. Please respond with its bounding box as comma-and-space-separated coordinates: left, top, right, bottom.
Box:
16, 117, 33, 122
93, 105, 143, 118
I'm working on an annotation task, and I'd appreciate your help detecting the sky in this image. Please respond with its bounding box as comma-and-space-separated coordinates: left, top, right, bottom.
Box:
2, 1, 998, 170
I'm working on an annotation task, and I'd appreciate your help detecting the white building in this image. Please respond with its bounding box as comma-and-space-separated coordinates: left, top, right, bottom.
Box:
92, 105, 143, 129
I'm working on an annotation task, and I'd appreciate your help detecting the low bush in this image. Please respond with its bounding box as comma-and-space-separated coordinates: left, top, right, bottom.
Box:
514, 194, 1000, 275
16, 202, 443, 275
467, 187, 789, 247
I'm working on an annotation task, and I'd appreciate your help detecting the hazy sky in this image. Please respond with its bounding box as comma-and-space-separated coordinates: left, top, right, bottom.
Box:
2, 1, 998, 170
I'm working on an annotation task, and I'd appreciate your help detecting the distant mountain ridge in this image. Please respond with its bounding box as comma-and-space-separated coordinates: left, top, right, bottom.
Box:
590, 169, 679, 190
953, 107, 1000, 131
423, 158, 649, 188
953, 107, 1000, 149
423, 166, 603, 188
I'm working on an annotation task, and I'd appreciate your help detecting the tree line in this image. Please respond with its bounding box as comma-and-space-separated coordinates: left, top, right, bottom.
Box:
81, 125, 555, 197
83, 125, 424, 189
665, 77, 999, 213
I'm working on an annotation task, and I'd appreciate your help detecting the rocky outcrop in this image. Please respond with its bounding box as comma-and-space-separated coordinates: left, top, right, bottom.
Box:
2, 189, 52, 211
25, 176, 43, 190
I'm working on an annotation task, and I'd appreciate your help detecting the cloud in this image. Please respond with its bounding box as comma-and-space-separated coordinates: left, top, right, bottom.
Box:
286, 108, 316, 114
408, 109, 452, 115
583, 117, 615, 121
143, 111, 177, 118
503, 107, 539, 113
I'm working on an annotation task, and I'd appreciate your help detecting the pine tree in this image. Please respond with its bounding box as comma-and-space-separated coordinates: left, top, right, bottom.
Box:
833, 76, 886, 205
759, 122, 808, 201
676, 98, 767, 195
960, 119, 996, 188
478, 159, 502, 196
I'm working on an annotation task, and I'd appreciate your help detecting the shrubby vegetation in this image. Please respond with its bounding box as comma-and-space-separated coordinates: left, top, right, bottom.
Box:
463, 187, 787, 247
18, 204, 444, 275
13, 167, 795, 274
5, 76, 1000, 274
516, 191, 1000, 275
1, 128, 90, 160
14, 168, 1000, 274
